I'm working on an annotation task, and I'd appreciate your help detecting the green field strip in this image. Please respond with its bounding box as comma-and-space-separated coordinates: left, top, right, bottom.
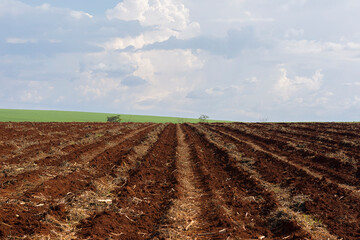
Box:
0, 109, 229, 123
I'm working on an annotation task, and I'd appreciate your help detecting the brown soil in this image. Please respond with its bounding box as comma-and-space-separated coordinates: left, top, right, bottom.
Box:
0, 122, 359, 239
77, 124, 178, 239
157, 125, 211, 239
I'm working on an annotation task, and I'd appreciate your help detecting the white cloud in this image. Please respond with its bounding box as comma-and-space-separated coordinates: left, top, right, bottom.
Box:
355, 96, 360, 106
284, 28, 304, 38
275, 68, 294, 100
345, 82, 360, 86
56, 96, 65, 103
78, 74, 123, 99
106, 0, 148, 22
346, 42, 360, 50
76, 48, 204, 114
279, 0, 308, 11
282, 40, 344, 54
344, 96, 360, 108
107, 0, 190, 30
18, 81, 55, 103
211, 12, 274, 24
129, 49, 204, 105
6, 38, 37, 44
0, 0, 31, 16
0, 1, 93, 20
35, 3, 93, 20
103, 29, 176, 50
20, 90, 43, 103
279, 39, 360, 64
245, 77, 259, 84
89, 49, 203, 88
70, 11, 93, 19
104, 0, 200, 50
274, 67, 323, 101
2, 0, 360, 121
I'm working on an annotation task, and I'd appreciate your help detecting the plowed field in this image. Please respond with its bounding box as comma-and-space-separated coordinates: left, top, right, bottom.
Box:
0, 122, 359, 239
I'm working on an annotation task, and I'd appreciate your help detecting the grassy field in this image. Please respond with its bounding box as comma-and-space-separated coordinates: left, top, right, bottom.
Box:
0, 109, 227, 123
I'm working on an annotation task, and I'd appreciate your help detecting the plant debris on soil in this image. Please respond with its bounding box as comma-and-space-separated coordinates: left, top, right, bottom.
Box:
0, 122, 359, 239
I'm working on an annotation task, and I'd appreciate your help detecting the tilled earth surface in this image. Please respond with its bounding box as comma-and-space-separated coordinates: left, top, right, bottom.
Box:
0, 122, 359, 239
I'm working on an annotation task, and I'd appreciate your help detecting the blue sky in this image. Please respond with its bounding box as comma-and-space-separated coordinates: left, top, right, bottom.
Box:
1, 0, 360, 121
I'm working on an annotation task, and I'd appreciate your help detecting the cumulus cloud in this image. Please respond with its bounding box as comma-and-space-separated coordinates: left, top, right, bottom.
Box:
104, 0, 200, 50
2, 0, 360, 121
107, 0, 191, 30
274, 67, 323, 101
144, 27, 260, 58
103, 29, 175, 50
74, 48, 204, 115
78, 75, 122, 99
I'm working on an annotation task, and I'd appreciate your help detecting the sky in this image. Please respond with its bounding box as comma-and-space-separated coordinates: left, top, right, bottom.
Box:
1, 0, 360, 122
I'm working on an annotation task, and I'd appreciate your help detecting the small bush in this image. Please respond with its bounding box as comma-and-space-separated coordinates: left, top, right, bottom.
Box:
199, 114, 209, 123
107, 115, 121, 122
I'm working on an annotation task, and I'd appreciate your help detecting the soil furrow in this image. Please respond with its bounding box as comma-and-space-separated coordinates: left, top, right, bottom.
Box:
0, 124, 160, 239
187, 124, 314, 239
214, 123, 359, 187
1, 122, 359, 239
284, 123, 360, 139
0, 124, 156, 202
157, 124, 229, 239
239, 123, 360, 162
38, 124, 166, 239
76, 124, 178, 239
24, 124, 158, 201
1, 122, 138, 165
232, 122, 359, 152
234, 123, 360, 185
206, 124, 360, 240
195, 124, 338, 240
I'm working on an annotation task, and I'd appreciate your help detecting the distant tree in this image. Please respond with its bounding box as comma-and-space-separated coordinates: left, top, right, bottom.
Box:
199, 114, 209, 123
107, 115, 122, 122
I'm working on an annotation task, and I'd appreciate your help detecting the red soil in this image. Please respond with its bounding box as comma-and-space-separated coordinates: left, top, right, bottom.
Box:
0, 122, 359, 239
